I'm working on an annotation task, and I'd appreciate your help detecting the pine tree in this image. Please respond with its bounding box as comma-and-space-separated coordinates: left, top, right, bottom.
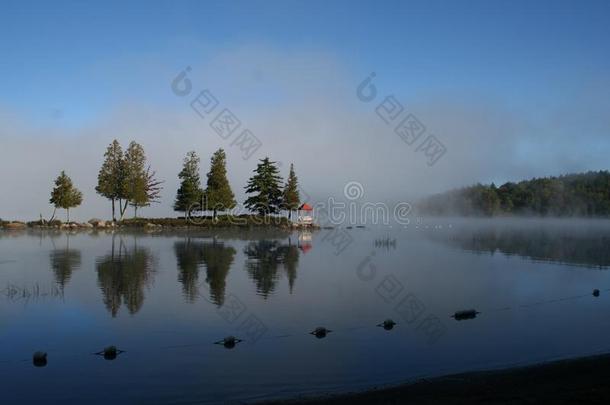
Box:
205, 148, 236, 219
174, 151, 203, 218
96, 140, 124, 221
282, 163, 300, 219
244, 157, 283, 215
50, 171, 83, 222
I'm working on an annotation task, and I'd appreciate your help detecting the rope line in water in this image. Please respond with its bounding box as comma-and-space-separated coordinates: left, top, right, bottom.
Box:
1, 288, 608, 366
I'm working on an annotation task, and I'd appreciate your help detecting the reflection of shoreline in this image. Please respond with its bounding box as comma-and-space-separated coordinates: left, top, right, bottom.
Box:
426, 223, 610, 269
1, 227, 306, 241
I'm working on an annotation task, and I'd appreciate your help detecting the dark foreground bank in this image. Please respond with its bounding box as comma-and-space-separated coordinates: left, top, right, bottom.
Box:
263, 354, 610, 404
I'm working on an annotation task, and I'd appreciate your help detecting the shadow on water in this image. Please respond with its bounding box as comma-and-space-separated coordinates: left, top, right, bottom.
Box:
95, 235, 157, 317
425, 219, 610, 269
174, 237, 236, 306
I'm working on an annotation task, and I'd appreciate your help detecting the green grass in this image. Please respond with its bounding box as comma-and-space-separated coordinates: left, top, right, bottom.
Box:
120, 215, 293, 228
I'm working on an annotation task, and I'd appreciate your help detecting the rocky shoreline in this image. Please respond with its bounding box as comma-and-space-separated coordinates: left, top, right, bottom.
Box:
0, 217, 320, 231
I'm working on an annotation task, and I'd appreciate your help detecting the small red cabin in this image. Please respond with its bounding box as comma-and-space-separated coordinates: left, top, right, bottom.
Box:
297, 203, 313, 225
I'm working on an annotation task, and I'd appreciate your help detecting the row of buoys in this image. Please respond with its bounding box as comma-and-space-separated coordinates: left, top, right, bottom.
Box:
32, 346, 125, 367
30, 321, 395, 363
213, 320, 399, 350
28, 290, 606, 363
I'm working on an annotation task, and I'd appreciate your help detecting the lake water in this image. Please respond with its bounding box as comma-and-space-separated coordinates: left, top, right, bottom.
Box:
2, 218, 610, 403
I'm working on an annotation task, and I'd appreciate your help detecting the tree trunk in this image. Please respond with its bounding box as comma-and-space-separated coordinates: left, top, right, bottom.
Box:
213, 208, 217, 220
66, 208, 70, 223
119, 199, 128, 221
288, 210, 292, 220
49, 207, 57, 222
112, 198, 116, 222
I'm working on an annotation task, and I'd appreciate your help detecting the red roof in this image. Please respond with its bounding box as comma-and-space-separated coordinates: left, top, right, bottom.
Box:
299, 203, 313, 211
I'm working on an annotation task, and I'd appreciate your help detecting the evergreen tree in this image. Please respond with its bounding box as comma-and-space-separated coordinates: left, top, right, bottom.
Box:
282, 163, 300, 219
50, 171, 83, 222
205, 148, 236, 219
174, 151, 203, 218
244, 157, 283, 215
96, 140, 124, 221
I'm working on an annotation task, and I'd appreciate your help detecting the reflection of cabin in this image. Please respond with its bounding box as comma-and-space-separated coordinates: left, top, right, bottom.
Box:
297, 203, 313, 225
298, 230, 313, 253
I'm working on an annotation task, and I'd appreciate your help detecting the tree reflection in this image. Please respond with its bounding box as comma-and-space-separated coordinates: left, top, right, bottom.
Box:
244, 238, 300, 298
49, 234, 82, 290
96, 235, 156, 317
174, 238, 236, 305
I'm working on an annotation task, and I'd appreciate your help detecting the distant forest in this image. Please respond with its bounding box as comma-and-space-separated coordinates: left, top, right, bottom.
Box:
418, 171, 610, 217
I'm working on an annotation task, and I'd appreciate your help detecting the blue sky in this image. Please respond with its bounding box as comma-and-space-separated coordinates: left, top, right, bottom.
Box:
1, 0, 610, 219
2, 0, 609, 124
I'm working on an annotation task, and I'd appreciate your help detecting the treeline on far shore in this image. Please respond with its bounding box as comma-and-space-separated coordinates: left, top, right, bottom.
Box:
418, 171, 610, 217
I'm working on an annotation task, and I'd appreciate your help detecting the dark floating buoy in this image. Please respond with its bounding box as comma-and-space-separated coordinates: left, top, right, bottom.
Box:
95, 345, 124, 360
593, 289, 600, 297
356, 225, 365, 229
103, 346, 118, 360
452, 309, 479, 321
377, 319, 397, 330
346, 226, 353, 229
311, 327, 331, 339
214, 336, 242, 349
33, 351, 47, 367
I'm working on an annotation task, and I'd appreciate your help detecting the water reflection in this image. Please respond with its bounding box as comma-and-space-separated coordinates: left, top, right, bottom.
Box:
427, 220, 610, 268
244, 238, 300, 297
174, 238, 236, 305
49, 235, 81, 289
96, 235, 156, 316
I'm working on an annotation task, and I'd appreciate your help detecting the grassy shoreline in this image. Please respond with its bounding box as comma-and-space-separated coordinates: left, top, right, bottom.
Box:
261, 353, 610, 404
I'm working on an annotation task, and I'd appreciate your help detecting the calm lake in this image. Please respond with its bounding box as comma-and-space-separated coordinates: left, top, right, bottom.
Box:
2, 218, 610, 403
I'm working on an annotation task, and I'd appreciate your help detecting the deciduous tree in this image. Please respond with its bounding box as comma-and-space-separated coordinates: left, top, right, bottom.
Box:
50, 171, 83, 222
